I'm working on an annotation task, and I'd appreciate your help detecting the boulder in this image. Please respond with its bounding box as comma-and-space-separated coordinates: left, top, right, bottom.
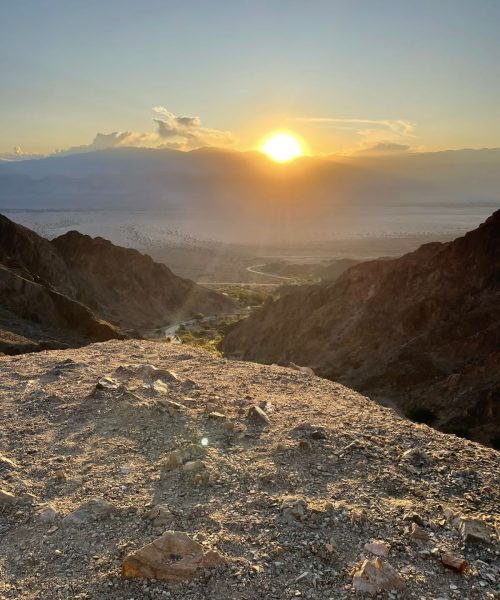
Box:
122, 531, 224, 582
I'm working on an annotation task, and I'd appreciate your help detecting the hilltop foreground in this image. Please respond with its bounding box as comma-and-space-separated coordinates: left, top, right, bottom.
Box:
1, 340, 499, 599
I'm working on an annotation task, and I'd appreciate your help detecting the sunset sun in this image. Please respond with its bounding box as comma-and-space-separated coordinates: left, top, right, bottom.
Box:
261, 133, 303, 163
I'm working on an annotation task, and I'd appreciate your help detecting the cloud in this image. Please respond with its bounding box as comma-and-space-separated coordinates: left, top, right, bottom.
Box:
0, 146, 43, 161
350, 142, 412, 156
292, 117, 416, 137
152, 106, 234, 150
54, 107, 236, 156
291, 116, 417, 155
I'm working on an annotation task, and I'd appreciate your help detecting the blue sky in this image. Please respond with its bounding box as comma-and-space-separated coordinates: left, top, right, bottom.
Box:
1, 0, 499, 155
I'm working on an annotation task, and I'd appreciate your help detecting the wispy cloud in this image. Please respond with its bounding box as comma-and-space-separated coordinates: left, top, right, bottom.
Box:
291, 117, 416, 137
291, 116, 417, 155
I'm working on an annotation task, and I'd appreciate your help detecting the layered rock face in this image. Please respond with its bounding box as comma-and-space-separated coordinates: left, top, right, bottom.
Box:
222, 210, 500, 446
0, 214, 233, 353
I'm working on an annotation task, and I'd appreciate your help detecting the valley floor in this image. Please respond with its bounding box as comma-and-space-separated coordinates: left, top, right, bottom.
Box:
0, 340, 498, 599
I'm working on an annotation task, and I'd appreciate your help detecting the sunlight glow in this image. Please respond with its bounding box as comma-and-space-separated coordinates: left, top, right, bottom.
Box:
261, 132, 303, 163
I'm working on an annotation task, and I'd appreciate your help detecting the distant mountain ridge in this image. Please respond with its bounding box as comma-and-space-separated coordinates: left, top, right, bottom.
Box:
0, 214, 233, 354
1, 147, 499, 242
222, 209, 500, 447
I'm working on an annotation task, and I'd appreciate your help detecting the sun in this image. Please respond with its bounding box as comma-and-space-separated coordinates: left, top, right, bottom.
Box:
261, 132, 303, 163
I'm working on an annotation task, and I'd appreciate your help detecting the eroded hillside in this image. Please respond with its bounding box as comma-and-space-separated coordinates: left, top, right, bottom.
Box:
0, 214, 233, 354
0, 340, 498, 599
222, 210, 500, 447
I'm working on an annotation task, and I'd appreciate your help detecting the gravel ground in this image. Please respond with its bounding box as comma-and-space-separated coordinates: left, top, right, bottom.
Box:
0, 339, 499, 599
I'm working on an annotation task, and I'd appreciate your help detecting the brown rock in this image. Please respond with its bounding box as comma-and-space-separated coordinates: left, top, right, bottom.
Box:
289, 362, 315, 376
364, 541, 390, 557
208, 411, 226, 420
146, 504, 172, 528
247, 405, 270, 425
0, 488, 17, 506
459, 518, 492, 544
122, 531, 224, 582
353, 558, 405, 595
410, 523, 430, 542
441, 553, 468, 573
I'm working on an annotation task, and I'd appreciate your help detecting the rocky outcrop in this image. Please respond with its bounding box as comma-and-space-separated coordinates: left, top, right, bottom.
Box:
222, 210, 500, 446
52, 230, 233, 331
0, 214, 233, 354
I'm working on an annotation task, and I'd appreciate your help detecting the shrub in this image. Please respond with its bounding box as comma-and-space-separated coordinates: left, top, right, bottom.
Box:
405, 406, 437, 425
491, 435, 500, 450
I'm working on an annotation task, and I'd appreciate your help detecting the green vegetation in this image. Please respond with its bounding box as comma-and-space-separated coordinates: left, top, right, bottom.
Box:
179, 330, 222, 356
405, 406, 437, 425
216, 285, 272, 308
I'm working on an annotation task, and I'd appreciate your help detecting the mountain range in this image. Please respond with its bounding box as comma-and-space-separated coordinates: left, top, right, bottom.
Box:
1, 147, 499, 242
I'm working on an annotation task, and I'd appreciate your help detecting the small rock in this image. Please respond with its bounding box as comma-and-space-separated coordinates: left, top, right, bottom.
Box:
281, 498, 307, 523
122, 531, 224, 582
53, 469, 67, 481
166, 400, 184, 416
353, 558, 405, 595
441, 553, 468, 573
146, 504, 172, 528
183, 460, 204, 472
247, 405, 270, 425
401, 447, 433, 466
0, 488, 17, 506
443, 507, 455, 521
37, 506, 59, 523
96, 377, 119, 390
403, 512, 426, 527
208, 411, 226, 420
163, 450, 184, 471
191, 471, 210, 486
364, 541, 390, 557
152, 380, 169, 394
150, 368, 180, 383
289, 362, 315, 376
409, 523, 430, 542
459, 518, 492, 544
0, 454, 18, 471
62, 498, 117, 527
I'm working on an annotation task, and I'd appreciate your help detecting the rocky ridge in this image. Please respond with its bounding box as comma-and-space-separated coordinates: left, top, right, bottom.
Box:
0, 339, 498, 599
221, 210, 500, 447
0, 214, 233, 354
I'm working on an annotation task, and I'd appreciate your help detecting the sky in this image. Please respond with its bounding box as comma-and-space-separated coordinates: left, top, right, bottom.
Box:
1, 0, 500, 158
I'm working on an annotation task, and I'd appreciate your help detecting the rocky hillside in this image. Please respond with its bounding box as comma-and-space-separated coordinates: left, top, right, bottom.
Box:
0, 214, 233, 354
0, 340, 498, 599
222, 210, 500, 447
